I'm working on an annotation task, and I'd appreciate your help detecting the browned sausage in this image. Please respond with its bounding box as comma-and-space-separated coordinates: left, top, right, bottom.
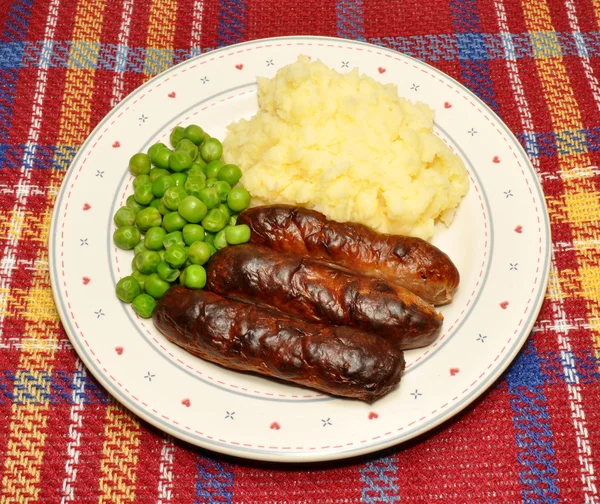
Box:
153, 286, 405, 402
237, 205, 459, 305
206, 244, 442, 350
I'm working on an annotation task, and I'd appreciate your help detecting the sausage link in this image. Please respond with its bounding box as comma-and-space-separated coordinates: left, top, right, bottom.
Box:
238, 205, 459, 305
153, 286, 405, 402
206, 244, 442, 350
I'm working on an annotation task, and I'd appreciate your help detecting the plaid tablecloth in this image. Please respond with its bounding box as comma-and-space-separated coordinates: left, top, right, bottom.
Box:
1, 0, 599, 502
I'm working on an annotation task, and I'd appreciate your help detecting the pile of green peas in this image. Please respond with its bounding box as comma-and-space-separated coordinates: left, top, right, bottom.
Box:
113, 124, 252, 318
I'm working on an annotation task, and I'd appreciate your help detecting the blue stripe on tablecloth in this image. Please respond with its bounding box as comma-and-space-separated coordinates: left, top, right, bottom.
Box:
505, 342, 560, 503
195, 457, 234, 503
361, 455, 399, 503
449, 0, 499, 112
1, 0, 34, 43
217, 0, 246, 48
0, 369, 111, 405
0, 0, 34, 142
336, 0, 366, 41
4, 32, 600, 71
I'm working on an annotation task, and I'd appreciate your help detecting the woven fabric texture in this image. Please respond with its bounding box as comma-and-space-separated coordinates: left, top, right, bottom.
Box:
1, 0, 600, 502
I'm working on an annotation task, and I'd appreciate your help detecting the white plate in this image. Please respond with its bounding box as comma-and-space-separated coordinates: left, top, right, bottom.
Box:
49, 36, 551, 463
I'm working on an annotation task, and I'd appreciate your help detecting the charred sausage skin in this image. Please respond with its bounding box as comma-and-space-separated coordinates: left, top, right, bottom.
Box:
153, 286, 405, 402
206, 244, 442, 349
238, 205, 460, 305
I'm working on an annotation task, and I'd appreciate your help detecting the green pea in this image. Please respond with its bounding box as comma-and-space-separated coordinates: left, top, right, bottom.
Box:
158, 249, 166, 262
132, 293, 156, 318
169, 150, 193, 172
208, 243, 217, 256
200, 138, 223, 163
169, 126, 185, 148
133, 241, 148, 256
204, 232, 215, 246
206, 177, 217, 187
188, 240, 211, 265
164, 244, 187, 269
116, 275, 141, 303
134, 183, 154, 205
229, 215, 238, 226
136, 207, 162, 231
163, 186, 188, 211
183, 224, 205, 245
202, 208, 227, 233
227, 187, 251, 212
134, 250, 161, 274
129, 153, 151, 176
133, 174, 150, 190
144, 226, 167, 251
149, 167, 170, 183
171, 172, 187, 187
205, 160, 225, 179
158, 198, 169, 216
153, 147, 173, 169
113, 225, 141, 250
152, 174, 175, 198
184, 124, 205, 145
184, 175, 207, 198
188, 160, 207, 177
148, 142, 167, 161
151, 199, 162, 210
126, 195, 146, 214
178, 196, 207, 224
217, 164, 242, 187
163, 231, 185, 248
157, 261, 180, 282
131, 270, 148, 291
182, 264, 207, 289
162, 211, 187, 232
175, 138, 198, 160
225, 224, 251, 245
144, 273, 171, 299
214, 228, 228, 250
214, 180, 231, 202
114, 206, 136, 227
198, 186, 220, 210
218, 203, 231, 221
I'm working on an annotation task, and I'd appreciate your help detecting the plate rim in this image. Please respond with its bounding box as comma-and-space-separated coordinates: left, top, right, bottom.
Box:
48, 35, 552, 463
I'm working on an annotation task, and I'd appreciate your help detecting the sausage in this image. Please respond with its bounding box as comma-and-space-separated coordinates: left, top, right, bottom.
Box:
206, 244, 442, 350
237, 205, 459, 305
153, 286, 405, 402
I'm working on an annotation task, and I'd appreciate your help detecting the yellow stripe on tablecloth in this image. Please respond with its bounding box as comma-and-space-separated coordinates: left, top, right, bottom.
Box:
0, 215, 59, 503
98, 404, 141, 503
521, 0, 600, 348
591, 0, 600, 27
144, 0, 178, 74
57, 0, 108, 146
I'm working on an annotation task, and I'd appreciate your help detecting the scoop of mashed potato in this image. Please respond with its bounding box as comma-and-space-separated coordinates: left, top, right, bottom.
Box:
222, 56, 469, 240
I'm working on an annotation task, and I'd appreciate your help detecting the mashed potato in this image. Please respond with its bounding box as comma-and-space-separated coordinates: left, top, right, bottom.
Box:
222, 56, 469, 240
